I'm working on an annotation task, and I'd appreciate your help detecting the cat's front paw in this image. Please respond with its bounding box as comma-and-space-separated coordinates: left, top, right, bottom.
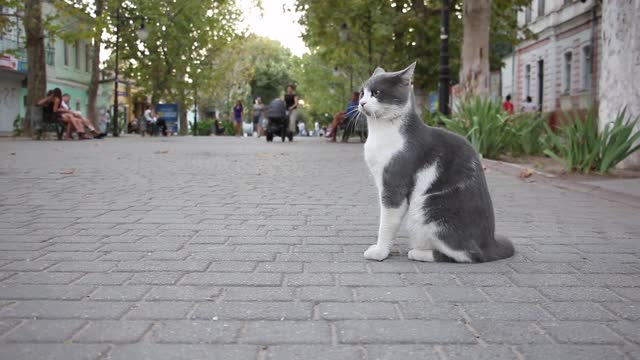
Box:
364, 245, 390, 261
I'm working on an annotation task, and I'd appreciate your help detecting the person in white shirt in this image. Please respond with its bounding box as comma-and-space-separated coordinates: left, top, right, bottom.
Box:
61, 93, 102, 138
521, 96, 538, 113
143, 105, 158, 136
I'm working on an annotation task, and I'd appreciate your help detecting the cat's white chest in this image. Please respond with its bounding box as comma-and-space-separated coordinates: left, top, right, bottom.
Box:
364, 125, 404, 190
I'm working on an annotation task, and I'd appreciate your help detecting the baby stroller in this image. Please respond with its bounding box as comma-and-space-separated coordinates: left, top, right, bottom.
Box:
265, 98, 294, 142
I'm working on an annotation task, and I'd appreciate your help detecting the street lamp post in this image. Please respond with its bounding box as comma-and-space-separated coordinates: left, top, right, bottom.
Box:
438, 0, 451, 116
112, 2, 149, 137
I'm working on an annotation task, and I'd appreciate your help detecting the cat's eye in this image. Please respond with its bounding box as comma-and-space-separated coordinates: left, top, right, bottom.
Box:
372, 90, 381, 97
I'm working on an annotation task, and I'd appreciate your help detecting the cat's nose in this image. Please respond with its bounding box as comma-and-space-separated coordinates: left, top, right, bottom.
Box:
360, 101, 366, 108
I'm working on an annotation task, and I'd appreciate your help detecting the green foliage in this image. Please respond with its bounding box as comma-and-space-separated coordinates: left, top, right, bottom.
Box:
12, 114, 24, 137
222, 120, 235, 136
544, 109, 640, 173
509, 112, 547, 156
441, 97, 512, 159
190, 119, 214, 136
293, 0, 533, 92
290, 53, 346, 125
422, 111, 444, 127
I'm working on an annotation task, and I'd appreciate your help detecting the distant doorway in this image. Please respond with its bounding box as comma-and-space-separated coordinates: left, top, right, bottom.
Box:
537, 60, 544, 111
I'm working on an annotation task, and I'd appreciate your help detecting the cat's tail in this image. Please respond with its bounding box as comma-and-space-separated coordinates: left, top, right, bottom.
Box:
493, 234, 515, 260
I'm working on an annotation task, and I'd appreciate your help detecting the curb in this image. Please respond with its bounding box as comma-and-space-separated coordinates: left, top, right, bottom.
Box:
483, 159, 640, 210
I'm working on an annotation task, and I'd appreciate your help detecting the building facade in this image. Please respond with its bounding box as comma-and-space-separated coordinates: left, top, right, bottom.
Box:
502, 0, 601, 114
0, 2, 93, 135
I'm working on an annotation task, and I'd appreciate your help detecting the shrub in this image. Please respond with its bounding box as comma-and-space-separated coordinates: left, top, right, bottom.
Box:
222, 120, 235, 135
544, 108, 640, 173
13, 115, 24, 137
508, 112, 548, 156
190, 119, 214, 136
441, 97, 512, 159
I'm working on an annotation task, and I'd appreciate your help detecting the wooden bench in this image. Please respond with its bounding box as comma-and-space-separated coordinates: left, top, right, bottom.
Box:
30, 105, 65, 140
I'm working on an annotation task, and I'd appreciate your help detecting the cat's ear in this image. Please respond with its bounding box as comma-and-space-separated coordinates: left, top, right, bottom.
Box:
399, 62, 416, 81
372, 67, 386, 77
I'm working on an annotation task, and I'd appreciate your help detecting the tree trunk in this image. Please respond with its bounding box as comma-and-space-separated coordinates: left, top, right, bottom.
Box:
459, 0, 491, 99
179, 103, 188, 135
24, 0, 47, 137
87, 0, 104, 127
598, 0, 640, 169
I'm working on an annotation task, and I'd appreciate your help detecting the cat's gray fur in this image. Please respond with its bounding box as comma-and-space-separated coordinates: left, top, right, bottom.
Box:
359, 62, 514, 263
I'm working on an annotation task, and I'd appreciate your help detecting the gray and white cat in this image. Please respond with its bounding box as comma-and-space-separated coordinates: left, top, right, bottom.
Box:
359, 62, 514, 263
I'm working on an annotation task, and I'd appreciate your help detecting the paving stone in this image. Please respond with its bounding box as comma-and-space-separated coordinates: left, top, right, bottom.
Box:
608, 321, 640, 344
206, 261, 257, 272
517, 344, 625, 360
319, 302, 397, 320
181, 273, 282, 286
125, 302, 193, 320
4, 319, 86, 342
74, 273, 133, 285
193, 302, 313, 320
106, 344, 258, 360
337, 273, 403, 287
151, 320, 242, 343
611, 288, 640, 301
286, 274, 335, 287
508, 274, 585, 287
542, 321, 625, 344
128, 272, 184, 285
73, 320, 151, 343
442, 345, 520, 360
365, 345, 440, 360
337, 320, 475, 344
0, 300, 132, 320
601, 303, 640, 320
543, 302, 619, 321
470, 320, 551, 344
0, 261, 57, 272
298, 286, 353, 301
305, 262, 367, 273
256, 262, 303, 273
425, 286, 488, 303
455, 273, 513, 286
223, 287, 295, 301
146, 286, 221, 301
482, 287, 545, 302
5, 272, 84, 285
538, 287, 622, 302
0, 285, 95, 300
115, 261, 209, 272
240, 321, 331, 344
403, 273, 458, 286
355, 287, 428, 301
398, 301, 464, 320
266, 345, 364, 360
89, 286, 150, 301
0, 344, 109, 360
463, 303, 553, 321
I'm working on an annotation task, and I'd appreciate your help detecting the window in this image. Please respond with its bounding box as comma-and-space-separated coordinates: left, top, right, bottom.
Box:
45, 36, 55, 66
538, 0, 545, 16
64, 42, 69, 66
76, 100, 81, 111
85, 44, 91, 72
525, 6, 532, 24
525, 64, 531, 97
564, 52, 573, 93
582, 45, 592, 90
74, 41, 80, 69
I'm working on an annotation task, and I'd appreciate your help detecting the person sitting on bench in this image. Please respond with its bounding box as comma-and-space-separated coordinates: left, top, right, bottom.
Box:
62, 93, 103, 138
326, 91, 360, 142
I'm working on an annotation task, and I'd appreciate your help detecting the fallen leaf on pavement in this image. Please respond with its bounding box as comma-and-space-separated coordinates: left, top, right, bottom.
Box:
60, 169, 75, 175
519, 168, 533, 179
155, 150, 169, 154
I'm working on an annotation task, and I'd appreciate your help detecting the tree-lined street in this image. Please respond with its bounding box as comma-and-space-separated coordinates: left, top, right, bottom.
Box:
0, 137, 638, 359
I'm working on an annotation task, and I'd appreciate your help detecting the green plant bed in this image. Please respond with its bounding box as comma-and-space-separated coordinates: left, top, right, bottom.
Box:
544, 108, 640, 174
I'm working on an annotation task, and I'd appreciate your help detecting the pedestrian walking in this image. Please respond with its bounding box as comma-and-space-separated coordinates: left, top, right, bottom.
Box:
521, 96, 538, 113
284, 85, 299, 135
233, 100, 243, 137
253, 97, 265, 137
502, 94, 514, 115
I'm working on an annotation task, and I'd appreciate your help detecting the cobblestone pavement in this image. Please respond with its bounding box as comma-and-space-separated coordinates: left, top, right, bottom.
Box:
0, 136, 639, 360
